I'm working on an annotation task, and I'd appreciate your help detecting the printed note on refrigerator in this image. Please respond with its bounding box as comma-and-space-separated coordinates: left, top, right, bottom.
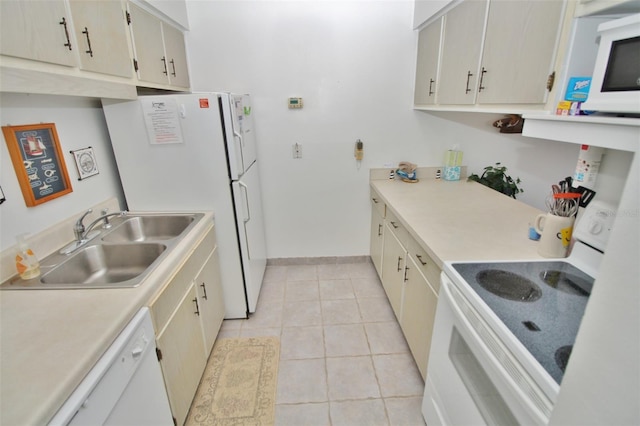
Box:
141, 98, 184, 145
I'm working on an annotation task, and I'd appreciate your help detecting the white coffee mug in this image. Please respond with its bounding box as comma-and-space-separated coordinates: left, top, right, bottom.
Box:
534, 213, 575, 258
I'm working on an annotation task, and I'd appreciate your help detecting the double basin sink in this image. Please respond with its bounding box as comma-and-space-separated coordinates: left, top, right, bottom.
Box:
1, 212, 204, 290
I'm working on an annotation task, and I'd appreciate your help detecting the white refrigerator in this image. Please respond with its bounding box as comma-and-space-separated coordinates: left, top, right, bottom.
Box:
101, 93, 267, 319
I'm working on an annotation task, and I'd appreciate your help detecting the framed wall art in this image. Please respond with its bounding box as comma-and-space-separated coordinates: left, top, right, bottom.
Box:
2, 123, 73, 207
71, 147, 99, 180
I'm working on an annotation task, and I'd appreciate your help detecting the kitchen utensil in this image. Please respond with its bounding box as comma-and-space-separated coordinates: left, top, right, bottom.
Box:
575, 186, 597, 208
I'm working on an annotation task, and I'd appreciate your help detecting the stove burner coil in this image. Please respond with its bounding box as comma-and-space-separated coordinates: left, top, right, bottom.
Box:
539, 270, 591, 297
476, 269, 542, 302
555, 345, 573, 373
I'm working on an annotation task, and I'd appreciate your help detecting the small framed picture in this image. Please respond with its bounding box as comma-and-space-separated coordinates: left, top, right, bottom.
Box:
71, 147, 99, 180
2, 123, 73, 207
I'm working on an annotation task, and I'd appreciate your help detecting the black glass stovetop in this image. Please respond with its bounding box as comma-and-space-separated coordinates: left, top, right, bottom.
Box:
452, 261, 594, 384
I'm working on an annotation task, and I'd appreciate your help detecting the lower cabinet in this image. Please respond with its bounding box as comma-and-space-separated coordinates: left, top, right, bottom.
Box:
381, 224, 406, 318
369, 190, 440, 380
401, 255, 439, 379
148, 225, 225, 425
196, 248, 226, 356
156, 283, 207, 426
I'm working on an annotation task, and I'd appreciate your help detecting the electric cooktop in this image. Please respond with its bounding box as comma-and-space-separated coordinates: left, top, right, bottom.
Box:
452, 260, 594, 384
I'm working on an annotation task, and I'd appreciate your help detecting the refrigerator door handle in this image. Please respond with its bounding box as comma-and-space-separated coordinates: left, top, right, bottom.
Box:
238, 181, 251, 223
233, 129, 246, 173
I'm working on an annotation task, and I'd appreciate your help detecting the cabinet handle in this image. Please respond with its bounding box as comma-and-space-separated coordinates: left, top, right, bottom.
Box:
193, 298, 200, 316
170, 59, 176, 77
404, 265, 409, 282
465, 71, 473, 94
59, 17, 72, 50
397, 256, 402, 272
161, 56, 168, 75
378, 224, 383, 237
390, 221, 399, 229
428, 78, 435, 96
82, 27, 93, 57
372, 198, 379, 204
200, 282, 208, 300
478, 67, 487, 92
416, 254, 428, 266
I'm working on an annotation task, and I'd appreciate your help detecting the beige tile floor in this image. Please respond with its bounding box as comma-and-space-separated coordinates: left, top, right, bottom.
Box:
217, 261, 427, 426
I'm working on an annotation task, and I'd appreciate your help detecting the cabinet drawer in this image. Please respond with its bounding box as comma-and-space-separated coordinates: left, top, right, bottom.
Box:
386, 209, 410, 248
370, 188, 386, 218
149, 225, 217, 332
408, 238, 441, 294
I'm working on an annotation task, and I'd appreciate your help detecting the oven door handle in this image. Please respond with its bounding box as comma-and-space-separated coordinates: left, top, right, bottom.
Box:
441, 278, 554, 423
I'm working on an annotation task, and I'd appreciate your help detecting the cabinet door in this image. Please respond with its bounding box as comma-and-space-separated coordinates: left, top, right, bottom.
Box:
162, 22, 190, 88
414, 17, 443, 106
381, 226, 406, 319
0, 0, 76, 66
477, 0, 564, 104
400, 255, 438, 380
370, 204, 385, 278
128, 2, 167, 85
195, 248, 225, 356
156, 284, 207, 426
437, 0, 488, 105
68, 0, 132, 78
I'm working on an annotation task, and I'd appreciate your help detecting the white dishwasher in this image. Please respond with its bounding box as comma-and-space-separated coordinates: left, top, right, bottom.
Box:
48, 307, 174, 426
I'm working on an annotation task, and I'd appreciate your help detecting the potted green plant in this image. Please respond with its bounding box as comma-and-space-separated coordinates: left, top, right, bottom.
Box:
467, 163, 523, 198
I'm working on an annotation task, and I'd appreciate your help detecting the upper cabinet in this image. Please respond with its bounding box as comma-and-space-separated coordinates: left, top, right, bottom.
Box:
436, 0, 488, 105
68, 0, 132, 78
127, 2, 190, 89
414, 17, 443, 106
477, 0, 564, 104
0, 0, 77, 67
0, 0, 191, 99
414, 0, 568, 111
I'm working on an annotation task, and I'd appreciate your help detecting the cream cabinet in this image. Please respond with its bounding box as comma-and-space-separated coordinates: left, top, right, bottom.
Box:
155, 283, 207, 426
128, 2, 190, 88
195, 248, 226, 356
148, 225, 223, 426
416, 0, 567, 108
476, 0, 564, 104
0, 0, 77, 67
437, 0, 488, 105
414, 17, 443, 106
68, 0, 132, 78
381, 224, 406, 318
370, 189, 386, 277
369, 187, 441, 380
401, 246, 440, 379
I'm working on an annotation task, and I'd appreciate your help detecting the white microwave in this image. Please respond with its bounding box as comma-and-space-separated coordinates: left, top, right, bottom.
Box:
582, 13, 640, 115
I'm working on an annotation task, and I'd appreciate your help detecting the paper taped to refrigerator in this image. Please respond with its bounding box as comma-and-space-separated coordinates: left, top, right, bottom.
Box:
141, 97, 184, 145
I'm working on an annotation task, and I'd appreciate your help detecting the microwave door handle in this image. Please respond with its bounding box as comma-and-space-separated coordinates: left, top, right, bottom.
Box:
238, 182, 251, 223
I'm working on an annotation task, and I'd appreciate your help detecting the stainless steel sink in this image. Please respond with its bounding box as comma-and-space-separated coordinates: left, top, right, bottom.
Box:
102, 215, 196, 243
0, 212, 205, 290
40, 243, 166, 287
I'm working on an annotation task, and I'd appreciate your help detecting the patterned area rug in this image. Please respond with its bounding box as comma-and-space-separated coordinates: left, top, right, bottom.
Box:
186, 336, 280, 426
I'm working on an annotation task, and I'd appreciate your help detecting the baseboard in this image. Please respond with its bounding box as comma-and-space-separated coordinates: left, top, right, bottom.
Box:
267, 256, 372, 266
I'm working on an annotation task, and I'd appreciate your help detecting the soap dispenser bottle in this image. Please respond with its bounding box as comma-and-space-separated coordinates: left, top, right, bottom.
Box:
15, 234, 40, 279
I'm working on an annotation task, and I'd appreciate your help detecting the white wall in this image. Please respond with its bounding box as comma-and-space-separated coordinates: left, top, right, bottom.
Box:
0, 93, 125, 250
185, 0, 583, 259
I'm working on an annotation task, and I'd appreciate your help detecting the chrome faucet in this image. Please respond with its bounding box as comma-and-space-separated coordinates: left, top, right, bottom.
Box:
82, 209, 127, 239
74, 209, 94, 242
62, 208, 128, 254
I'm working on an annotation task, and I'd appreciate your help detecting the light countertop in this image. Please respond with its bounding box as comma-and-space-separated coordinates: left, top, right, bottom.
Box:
371, 178, 546, 266
0, 211, 215, 426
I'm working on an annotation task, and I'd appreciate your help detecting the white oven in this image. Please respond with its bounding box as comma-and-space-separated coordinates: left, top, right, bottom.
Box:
422, 201, 616, 425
